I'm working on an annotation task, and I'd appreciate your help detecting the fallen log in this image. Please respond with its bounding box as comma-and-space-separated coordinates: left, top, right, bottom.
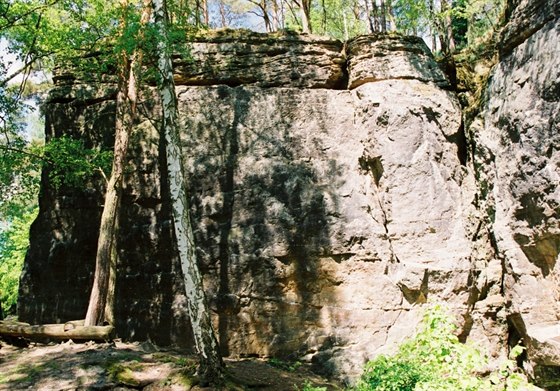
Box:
0, 319, 113, 341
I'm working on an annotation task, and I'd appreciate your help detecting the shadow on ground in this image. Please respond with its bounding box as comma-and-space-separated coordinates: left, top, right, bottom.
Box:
0, 340, 343, 390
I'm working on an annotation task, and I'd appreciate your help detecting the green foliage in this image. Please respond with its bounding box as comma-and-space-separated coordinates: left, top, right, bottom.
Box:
454, 0, 505, 46
0, 204, 38, 315
392, 0, 431, 36
357, 355, 424, 391
268, 358, 303, 372
43, 137, 113, 189
298, 380, 327, 391
309, 0, 367, 40
1, 0, 120, 73
356, 305, 537, 391
0, 84, 42, 224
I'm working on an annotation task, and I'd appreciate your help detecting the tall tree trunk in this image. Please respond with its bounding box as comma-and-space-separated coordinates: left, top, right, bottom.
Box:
371, 0, 379, 32
84, 0, 151, 327
272, 0, 281, 31
202, 0, 209, 25
152, 0, 224, 384
84, 0, 132, 328
194, 0, 202, 27
428, 0, 437, 51
84, 69, 127, 327
260, 1, 272, 32
364, 0, 374, 33
219, 0, 227, 27
320, 0, 327, 34
439, 0, 456, 55
380, 0, 386, 32
300, 0, 312, 33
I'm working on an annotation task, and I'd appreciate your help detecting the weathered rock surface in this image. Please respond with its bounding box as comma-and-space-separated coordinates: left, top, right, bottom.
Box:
18, 1, 560, 386
469, 0, 560, 387
173, 30, 346, 89
346, 34, 449, 89
500, 0, 560, 56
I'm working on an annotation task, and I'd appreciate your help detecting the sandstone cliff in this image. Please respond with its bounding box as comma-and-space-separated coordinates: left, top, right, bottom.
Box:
18, 0, 559, 386
467, 0, 560, 387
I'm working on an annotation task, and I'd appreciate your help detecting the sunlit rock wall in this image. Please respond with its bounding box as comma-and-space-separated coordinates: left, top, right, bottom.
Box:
18, 2, 560, 384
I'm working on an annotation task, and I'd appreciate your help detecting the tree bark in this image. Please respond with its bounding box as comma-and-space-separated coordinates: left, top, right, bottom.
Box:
260, 0, 272, 32
0, 320, 114, 341
84, 62, 130, 327
152, 0, 224, 384
439, 0, 456, 55
364, 0, 373, 33
380, 0, 386, 32
219, 0, 227, 27
372, 0, 380, 32
202, 0, 209, 25
272, 0, 282, 31
428, 0, 437, 51
299, 0, 312, 33
84, 0, 151, 327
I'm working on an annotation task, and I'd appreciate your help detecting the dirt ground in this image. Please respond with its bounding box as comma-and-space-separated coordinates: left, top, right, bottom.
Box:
0, 339, 343, 390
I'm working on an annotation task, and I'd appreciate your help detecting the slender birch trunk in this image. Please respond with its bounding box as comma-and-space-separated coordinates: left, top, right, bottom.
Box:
85, 0, 151, 327
152, 0, 224, 383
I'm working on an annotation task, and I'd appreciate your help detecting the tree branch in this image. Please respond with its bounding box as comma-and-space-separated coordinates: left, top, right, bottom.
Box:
0, 0, 60, 31
0, 145, 49, 164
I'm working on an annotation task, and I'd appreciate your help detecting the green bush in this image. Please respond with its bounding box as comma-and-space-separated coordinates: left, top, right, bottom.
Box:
43, 137, 113, 189
298, 381, 327, 391
357, 356, 424, 391
0, 205, 38, 315
355, 304, 536, 391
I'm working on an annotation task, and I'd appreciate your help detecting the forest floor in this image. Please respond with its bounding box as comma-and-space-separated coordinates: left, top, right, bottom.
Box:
0, 339, 343, 390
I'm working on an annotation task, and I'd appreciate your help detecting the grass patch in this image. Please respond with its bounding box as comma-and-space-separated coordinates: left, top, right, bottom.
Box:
268, 357, 303, 372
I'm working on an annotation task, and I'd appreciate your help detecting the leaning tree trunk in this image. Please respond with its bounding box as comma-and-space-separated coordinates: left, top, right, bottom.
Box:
84, 0, 150, 327
152, 0, 224, 383
84, 57, 131, 327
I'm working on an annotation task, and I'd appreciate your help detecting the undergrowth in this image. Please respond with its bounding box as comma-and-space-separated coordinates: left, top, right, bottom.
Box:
354, 304, 537, 391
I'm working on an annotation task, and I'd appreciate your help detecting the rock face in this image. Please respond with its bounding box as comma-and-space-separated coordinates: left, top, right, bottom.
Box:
173, 30, 346, 89
469, 0, 560, 388
18, 2, 560, 386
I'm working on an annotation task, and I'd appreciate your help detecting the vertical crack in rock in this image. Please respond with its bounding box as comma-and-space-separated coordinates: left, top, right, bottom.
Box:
358, 155, 401, 271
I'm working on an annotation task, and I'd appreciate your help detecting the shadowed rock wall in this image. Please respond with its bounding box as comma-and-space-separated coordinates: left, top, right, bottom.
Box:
18, 2, 560, 385
469, 0, 560, 388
